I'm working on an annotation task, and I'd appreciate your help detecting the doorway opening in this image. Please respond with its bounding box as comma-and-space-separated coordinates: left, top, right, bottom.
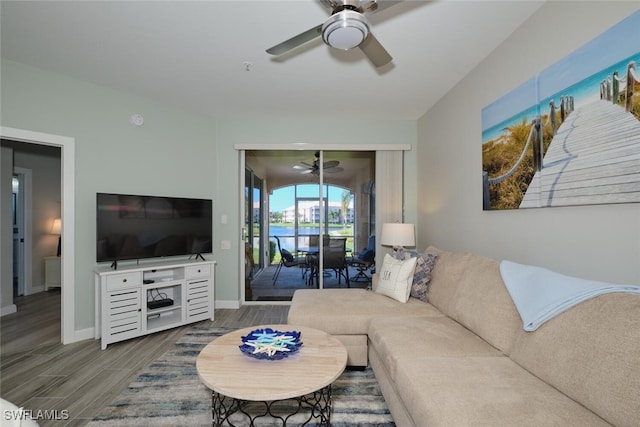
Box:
1, 127, 75, 345
244, 150, 375, 302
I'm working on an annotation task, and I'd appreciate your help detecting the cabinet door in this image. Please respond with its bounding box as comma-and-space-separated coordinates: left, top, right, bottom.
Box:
106, 288, 142, 344
186, 279, 210, 322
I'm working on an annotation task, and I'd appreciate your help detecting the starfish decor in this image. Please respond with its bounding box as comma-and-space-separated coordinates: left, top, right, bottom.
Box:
239, 328, 303, 360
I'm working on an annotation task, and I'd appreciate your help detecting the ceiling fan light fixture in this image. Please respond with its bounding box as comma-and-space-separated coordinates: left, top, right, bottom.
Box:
322, 10, 370, 50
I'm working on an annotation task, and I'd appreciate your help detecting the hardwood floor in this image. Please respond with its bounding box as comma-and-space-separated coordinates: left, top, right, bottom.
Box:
0, 290, 289, 426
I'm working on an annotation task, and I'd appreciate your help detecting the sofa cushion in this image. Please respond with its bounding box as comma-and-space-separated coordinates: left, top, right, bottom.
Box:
424, 246, 470, 317
368, 315, 502, 378
288, 289, 443, 336
395, 356, 611, 427
368, 348, 416, 427
449, 253, 521, 355
375, 254, 417, 303
332, 334, 368, 367
510, 293, 640, 427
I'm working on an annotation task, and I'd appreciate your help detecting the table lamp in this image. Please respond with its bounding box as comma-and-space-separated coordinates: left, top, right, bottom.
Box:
51, 218, 62, 256
380, 223, 415, 252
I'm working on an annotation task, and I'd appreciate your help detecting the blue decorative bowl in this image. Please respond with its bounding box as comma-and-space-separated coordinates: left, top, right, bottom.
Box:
239, 328, 303, 360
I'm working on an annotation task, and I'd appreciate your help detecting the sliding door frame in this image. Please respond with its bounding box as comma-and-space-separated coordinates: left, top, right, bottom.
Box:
236, 143, 411, 305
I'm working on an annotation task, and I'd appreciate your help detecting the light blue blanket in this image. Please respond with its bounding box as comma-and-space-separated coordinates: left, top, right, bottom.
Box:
500, 260, 640, 331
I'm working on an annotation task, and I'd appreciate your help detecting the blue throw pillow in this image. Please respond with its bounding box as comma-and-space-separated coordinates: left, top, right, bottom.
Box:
395, 248, 438, 302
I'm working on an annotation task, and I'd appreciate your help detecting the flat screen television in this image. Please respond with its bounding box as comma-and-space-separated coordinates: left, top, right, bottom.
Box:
96, 193, 212, 264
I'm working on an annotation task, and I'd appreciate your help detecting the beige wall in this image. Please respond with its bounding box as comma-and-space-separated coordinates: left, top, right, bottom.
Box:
417, 1, 640, 284
0, 59, 417, 333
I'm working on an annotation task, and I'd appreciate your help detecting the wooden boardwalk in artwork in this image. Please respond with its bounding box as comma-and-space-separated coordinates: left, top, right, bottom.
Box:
520, 100, 640, 208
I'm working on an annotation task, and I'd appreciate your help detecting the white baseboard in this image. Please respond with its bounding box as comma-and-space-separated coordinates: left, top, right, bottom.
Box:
215, 300, 240, 309
61, 326, 95, 345
0, 304, 17, 317
27, 285, 45, 295
74, 327, 96, 343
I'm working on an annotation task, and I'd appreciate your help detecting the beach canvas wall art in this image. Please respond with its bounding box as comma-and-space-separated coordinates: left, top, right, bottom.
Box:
482, 10, 640, 210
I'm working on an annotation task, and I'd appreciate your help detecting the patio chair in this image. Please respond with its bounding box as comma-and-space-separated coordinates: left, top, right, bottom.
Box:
308, 237, 350, 288
272, 236, 307, 286
350, 235, 375, 283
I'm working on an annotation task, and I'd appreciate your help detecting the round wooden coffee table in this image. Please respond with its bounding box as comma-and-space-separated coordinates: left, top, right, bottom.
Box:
196, 324, 347, 426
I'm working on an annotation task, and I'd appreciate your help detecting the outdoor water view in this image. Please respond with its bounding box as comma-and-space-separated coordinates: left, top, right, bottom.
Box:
266, 184, 357, 262
246, 182, 371, 300
269, 224, 354, 264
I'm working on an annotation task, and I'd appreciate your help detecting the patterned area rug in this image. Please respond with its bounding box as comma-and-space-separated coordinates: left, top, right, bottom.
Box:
89, 325, 394, 426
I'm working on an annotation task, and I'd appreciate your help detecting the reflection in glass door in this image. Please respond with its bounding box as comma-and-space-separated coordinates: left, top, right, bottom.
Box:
244, 167, 264, 301
252, 175, 264, 272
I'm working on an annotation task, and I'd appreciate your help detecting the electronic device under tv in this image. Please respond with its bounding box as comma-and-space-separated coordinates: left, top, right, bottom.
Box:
96, 193, 212, 267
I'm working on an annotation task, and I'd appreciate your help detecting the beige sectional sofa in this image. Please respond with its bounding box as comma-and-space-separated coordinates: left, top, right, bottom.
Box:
287, 246, 640, 427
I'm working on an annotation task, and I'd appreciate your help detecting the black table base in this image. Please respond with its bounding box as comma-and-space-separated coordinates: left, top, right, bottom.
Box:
211, 385, 332, 426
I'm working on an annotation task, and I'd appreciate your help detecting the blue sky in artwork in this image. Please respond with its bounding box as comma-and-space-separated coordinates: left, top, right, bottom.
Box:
481, 77, 538, 131
539, 9, 640, 99
482, 9, 640, 138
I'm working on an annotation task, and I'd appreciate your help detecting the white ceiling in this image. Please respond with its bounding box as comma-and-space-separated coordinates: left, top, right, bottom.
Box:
1, 0, 544, 121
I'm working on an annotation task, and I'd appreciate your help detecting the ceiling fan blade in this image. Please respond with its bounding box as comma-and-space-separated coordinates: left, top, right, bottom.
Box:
318, 0, 338, 12
300, 169, 314, 174
359, 33, 392, 67
293, 165, 309, 170
324, 166, 344, 174
323, 160, 340, 169
266, 24, 323, 56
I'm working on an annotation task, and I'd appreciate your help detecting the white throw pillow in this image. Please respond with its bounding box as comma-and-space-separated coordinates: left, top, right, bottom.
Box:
375, 253, 418, 303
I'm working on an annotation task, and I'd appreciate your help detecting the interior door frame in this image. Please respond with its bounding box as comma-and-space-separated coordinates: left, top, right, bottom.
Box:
1, 126, 76, 344
236, 143, 410, 306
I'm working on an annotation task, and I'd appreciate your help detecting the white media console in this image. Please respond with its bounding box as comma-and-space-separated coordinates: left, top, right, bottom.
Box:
94, 259, 215, 350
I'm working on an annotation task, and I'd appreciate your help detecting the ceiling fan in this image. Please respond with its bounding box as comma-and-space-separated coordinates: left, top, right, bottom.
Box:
294, 152, 344, 175
266, 0, 404, 68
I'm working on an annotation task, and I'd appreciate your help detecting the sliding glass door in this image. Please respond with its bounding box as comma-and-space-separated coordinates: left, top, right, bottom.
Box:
241, 148, 396, 303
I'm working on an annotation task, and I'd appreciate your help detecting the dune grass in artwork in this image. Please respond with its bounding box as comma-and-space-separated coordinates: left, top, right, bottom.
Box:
622, 81, 640, 120
482, 117, 554, 210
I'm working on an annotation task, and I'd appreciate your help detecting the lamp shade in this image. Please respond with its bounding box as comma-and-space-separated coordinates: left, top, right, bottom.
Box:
50, 218, 62, 235
380, 223, 415, 248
